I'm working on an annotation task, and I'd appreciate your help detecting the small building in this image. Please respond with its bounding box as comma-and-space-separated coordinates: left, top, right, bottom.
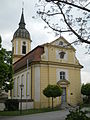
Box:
12, 10, 83, 109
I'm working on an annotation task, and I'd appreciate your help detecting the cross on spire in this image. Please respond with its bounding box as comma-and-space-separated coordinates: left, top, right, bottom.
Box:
19, 3, 26, 29
22, 1, 24, 13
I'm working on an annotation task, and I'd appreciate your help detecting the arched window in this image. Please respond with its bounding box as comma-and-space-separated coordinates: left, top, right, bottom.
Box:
21, 74, 24, 96
60, 71, 65, 80
17, 76, 20, 97
22, 41, 26, 54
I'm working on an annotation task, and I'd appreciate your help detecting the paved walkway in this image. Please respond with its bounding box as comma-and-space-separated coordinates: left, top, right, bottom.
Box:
0, 110, 69, 120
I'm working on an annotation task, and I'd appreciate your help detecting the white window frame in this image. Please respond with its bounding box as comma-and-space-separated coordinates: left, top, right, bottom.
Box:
56, 69, 68, 82
60, 71, 66, 80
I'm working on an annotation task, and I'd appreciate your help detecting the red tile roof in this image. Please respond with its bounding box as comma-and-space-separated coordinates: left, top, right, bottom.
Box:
13, 46, 44, 72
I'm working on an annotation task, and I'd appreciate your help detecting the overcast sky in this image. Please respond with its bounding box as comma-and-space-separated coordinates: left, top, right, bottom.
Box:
0, 0, 90, 84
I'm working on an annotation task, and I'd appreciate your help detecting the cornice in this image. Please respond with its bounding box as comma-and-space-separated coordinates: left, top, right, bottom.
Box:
14, 60, 83, 74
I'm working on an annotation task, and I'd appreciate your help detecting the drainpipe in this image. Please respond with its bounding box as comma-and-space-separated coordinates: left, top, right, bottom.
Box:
31, 65, 32, 100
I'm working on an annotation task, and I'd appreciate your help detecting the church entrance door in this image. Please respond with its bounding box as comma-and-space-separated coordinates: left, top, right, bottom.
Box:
61, 87, 66, 104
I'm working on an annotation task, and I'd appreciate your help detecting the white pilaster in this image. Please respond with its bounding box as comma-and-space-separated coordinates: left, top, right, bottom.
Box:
16, 40, 18, 54
35, 66, 40, 102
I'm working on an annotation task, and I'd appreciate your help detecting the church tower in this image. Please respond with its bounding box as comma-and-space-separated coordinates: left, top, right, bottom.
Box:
12, 9, 31, 63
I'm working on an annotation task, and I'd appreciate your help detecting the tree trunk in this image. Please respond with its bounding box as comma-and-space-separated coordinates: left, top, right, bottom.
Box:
52, 97, 54, 109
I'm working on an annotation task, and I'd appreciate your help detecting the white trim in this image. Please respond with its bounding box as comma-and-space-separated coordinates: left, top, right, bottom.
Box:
16, 40, 18, 54
56, 68, 68, 82
13, 69, 31, 99
21, 41, 22, 54
35, 66, 40, 102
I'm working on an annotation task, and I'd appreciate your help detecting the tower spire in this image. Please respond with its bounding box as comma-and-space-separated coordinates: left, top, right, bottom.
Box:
22, 1, 24, 13
19, 2, 26, 29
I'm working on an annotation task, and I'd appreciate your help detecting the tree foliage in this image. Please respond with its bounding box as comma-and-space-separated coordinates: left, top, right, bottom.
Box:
43, 84, 62, 109
81, 83, 90, 102
0, 36, 13, 93
37, 0, 90, 53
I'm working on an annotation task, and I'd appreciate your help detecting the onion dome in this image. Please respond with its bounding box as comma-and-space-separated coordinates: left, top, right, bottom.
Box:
13, 9, 30, 40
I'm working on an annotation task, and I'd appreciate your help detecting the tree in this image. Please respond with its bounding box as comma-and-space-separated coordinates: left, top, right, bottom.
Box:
43, 84, 62, 109
81, 83, 90, 103
65, 107, 89, 120
0, 36, 13, 93
37, 0, 90, 52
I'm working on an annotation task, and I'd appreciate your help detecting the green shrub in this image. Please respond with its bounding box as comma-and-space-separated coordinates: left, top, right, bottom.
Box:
81, 83, 90, 104
83, 96, 90, 104
5, 99, 19, 111
43, 85, 62, 109
65, 108, 89, 120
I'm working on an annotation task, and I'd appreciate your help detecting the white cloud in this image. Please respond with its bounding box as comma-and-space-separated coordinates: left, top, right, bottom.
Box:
1, 32, 12, 51
81, 71, 90, 84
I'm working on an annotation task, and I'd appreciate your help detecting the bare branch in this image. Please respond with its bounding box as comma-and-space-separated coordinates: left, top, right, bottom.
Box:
37, 11, 61, 16
41, 15, 71, 33
85, 2, 90, 7
56, 2, 90, 44
46, 0, 90, 12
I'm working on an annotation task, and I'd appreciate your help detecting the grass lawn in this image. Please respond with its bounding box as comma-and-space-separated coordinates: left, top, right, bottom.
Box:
0, 107, 60, 116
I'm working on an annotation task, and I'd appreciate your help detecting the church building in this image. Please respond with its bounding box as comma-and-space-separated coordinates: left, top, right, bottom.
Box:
12, 9, 83, 109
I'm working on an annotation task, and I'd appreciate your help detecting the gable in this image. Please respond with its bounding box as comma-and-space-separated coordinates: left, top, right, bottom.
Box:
41, 37, 82, 66
50, 36, 75, 50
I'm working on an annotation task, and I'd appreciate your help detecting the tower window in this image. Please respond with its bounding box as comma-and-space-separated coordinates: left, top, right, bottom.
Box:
22, 41, 26, 54
22, 46, 26, 54
60, 71, 65, 80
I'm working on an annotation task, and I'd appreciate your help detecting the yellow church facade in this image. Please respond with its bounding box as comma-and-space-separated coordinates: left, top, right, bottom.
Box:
12, 10, 83, 109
